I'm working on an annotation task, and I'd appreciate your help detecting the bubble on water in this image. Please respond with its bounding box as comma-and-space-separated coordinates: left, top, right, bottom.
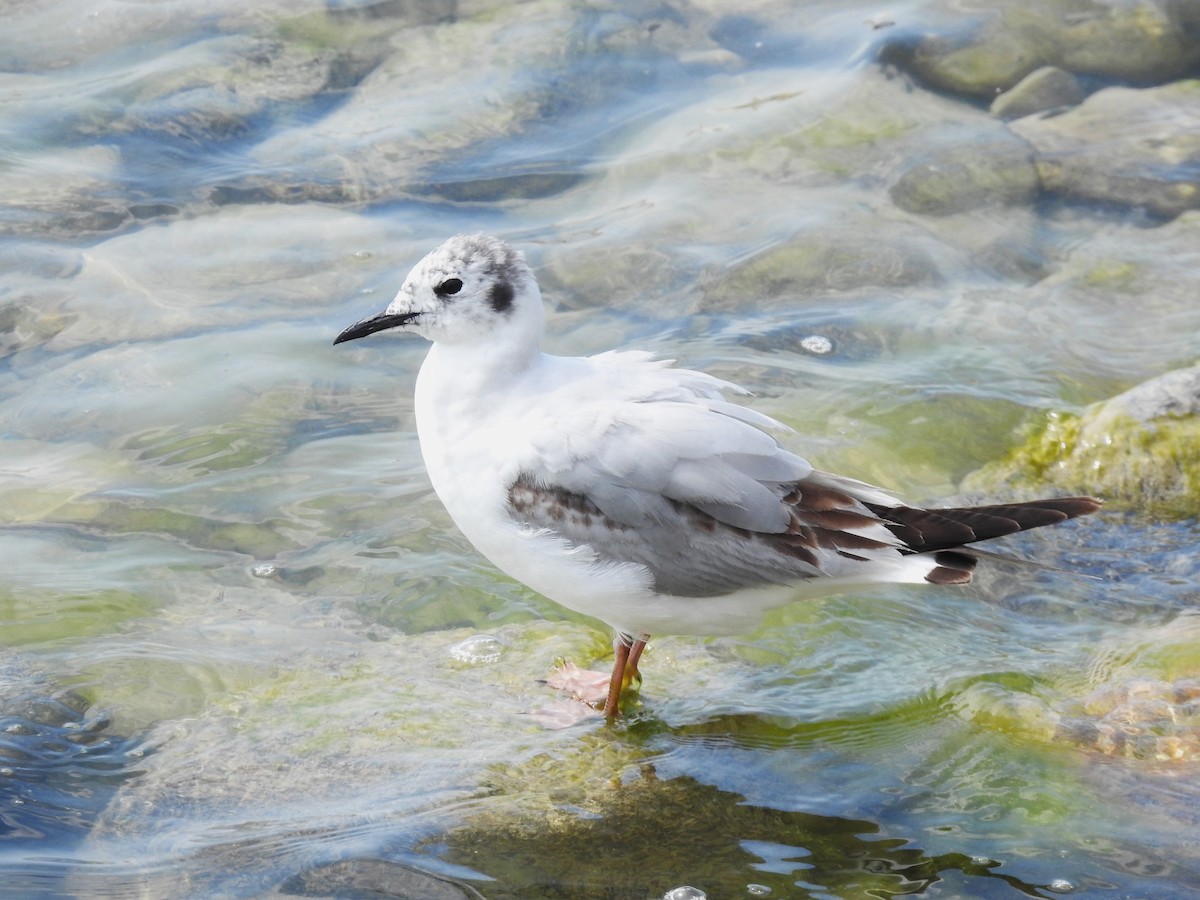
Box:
1047, 878, 1076, 893
663, 887, 706, 900
747, 884, 772, 896
448, 634, 505, 664
251, 563, 277, 578
799, 334, 833, 355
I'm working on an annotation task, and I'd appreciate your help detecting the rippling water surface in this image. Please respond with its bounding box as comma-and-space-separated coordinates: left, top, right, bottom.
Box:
3, 1, 1200, 897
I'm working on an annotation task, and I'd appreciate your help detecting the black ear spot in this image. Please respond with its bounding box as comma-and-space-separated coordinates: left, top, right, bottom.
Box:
434, 278, 463, 298
489, 280, 514, 313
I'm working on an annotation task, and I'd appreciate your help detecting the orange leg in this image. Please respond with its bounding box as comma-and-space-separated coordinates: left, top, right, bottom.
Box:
627, 636, 647, 683
603, 633, 649, 719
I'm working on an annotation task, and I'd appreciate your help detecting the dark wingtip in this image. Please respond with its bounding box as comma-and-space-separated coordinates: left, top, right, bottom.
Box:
1054, 496, 1104, 518
867, 494, 1104, 555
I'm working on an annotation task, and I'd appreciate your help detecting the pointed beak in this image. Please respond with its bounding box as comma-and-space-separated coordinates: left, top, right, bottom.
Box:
333, 311, 418, 345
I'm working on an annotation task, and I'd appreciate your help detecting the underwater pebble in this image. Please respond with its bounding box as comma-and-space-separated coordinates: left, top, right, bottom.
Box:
447, 634, 505, 664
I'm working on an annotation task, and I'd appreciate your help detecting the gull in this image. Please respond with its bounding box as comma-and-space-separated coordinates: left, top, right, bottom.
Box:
334, 234, 1100, 718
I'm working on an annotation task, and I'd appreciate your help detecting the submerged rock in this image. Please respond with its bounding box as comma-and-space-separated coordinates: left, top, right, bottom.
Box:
105, 34, 373, 144
951, 613, 1200, 763
1059, 677, 1200, 761
280, 858, 485, 899
967, 364, 1200, 515
889, 132, 1037, 216
1010, 83, 1200, 219
0, 146, 131, 239
697, 215, 942, 313
886, 0, 1200, 100
990, 65, 1085, 119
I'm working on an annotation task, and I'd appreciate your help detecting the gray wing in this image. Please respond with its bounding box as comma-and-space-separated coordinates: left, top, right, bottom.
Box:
507, 471, 905, 597
523, 373, 820, 534
508, 472, 1102, 598
506, 361, 907, 596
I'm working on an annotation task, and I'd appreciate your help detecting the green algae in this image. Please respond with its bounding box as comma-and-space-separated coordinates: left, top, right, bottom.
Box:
844, 393, 1030, 490
970, 409, 1200, 516
1080, 259, 1142, 292
48, 498, 297, 558
0, 588, 159, 648
123, 426, 274, 473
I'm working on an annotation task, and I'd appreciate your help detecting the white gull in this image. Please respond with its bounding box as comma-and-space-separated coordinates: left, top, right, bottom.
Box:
335, 234, 1100, 718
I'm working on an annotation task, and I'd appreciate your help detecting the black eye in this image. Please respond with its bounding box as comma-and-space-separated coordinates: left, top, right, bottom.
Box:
434, 278, 463, 298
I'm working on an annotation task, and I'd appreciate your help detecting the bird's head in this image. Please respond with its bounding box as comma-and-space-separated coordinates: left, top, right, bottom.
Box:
334, 234, 543, 348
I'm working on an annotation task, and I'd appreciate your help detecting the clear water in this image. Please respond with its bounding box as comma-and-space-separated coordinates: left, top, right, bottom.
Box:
2, 1, 1199, 897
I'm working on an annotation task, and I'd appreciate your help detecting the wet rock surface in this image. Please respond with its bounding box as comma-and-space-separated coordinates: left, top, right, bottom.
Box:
969, 363, 1200, 515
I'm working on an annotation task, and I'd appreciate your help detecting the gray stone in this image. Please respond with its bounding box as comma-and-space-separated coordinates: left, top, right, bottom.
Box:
990, 66, 1085, 119
1099, 365, 1200, 424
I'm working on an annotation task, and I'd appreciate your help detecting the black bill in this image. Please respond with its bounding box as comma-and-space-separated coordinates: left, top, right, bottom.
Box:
333, 311, 418, 345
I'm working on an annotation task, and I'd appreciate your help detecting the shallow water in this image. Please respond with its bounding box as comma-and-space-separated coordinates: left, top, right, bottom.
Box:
3, 1, 1200, 897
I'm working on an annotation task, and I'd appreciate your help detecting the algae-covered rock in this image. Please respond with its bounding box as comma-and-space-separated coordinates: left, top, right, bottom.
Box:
889, 133, 1038, 216
1010, 82, 1200, 219
1057, 0, 1200, 82
887, 0, 1200, 99
697, 217, 941, 312
967, 364, 1200, 515
892, 14, 1054, 99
